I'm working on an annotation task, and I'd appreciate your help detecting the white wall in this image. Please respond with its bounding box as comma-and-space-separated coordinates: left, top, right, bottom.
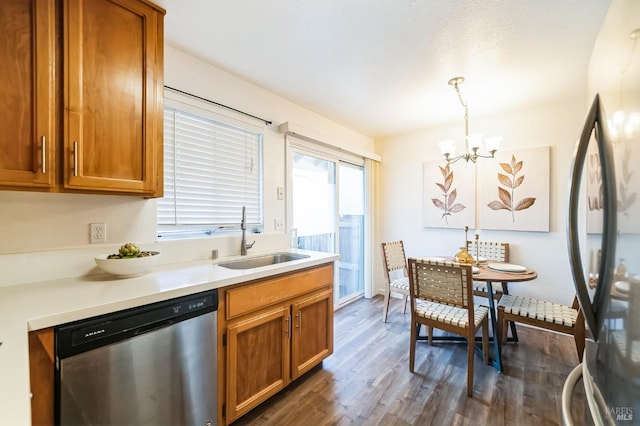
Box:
376, 96, 589, 305
0, 45, 374, 288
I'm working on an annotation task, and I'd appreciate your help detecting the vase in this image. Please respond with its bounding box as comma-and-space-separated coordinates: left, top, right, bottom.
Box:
454, 246, 474, 265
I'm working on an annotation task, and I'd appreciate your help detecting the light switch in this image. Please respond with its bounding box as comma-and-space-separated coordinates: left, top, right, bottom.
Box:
277, 186, 284, 200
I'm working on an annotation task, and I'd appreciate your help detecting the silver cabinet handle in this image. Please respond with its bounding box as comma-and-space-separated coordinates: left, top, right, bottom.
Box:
296, 311, 302, 333
41, 136, 46, 174
73, 141, 78, 176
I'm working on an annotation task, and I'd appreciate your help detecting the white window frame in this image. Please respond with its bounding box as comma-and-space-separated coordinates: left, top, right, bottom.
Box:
158, 91, 264, 238
286, 136, 374, 304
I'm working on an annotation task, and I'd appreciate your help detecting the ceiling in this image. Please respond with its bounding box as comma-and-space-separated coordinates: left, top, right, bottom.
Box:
152, 0, 612, 139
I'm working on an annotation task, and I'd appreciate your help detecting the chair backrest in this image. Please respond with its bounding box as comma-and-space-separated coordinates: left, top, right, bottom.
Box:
381, 241, 408, 283
467, 241, 509, 262
627, 283, 640, 342
408, 258, 473, 311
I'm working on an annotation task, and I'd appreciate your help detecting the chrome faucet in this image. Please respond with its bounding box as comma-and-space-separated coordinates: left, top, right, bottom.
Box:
240, 206, 255, 255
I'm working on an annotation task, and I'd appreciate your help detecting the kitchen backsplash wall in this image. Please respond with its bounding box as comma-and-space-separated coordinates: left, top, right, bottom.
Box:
0, 191, 156, 254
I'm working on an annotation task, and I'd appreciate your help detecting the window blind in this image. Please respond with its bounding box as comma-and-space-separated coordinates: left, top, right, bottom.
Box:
158, 108, 263, 232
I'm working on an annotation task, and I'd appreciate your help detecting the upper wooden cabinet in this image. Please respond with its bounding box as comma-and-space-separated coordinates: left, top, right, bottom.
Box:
64, 0, 164, 195
0, 0, 56, 188
0, 0, 165, 196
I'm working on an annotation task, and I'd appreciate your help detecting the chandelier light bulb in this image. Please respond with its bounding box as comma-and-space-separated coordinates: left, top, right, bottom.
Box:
484, 136, 502, 153
609, 110, 640, 142
467, 134, 483, 150
439, 140, 456, 156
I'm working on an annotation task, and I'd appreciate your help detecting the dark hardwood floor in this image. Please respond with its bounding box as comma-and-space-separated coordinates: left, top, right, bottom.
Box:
232, 296, 589, 425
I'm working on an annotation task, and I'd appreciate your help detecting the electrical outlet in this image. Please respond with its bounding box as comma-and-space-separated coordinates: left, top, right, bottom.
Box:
274, 218, 284, 231
90, 223, 106, 243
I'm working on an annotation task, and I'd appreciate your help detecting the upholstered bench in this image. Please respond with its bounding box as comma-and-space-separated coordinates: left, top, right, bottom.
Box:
472, 282, 504, 297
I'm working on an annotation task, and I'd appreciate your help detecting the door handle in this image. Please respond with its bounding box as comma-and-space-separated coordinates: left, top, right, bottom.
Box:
41, 136, 46, 174
285, 315, 291, 338
73, 141, 78, 177
566, 94, 618, 341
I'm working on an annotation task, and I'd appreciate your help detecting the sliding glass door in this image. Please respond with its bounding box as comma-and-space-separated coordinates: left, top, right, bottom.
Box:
291, 153, 336, 253
291, 149, 365, 306
337, 162, 365, 302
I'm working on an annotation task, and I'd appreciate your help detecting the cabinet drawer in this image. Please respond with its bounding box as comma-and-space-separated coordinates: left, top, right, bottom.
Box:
226, 264, 333, 320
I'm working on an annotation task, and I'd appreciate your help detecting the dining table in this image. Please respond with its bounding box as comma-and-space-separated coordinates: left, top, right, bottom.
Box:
472, 262, 538, 372
414, 257, 538, 372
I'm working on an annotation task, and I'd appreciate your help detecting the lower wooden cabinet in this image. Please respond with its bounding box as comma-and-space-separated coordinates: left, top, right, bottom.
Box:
29, 327, 55, 426
25, 263, 335, 426
291, 289, 333, 380
223, 263, 334, 424
226, 306, 291, 420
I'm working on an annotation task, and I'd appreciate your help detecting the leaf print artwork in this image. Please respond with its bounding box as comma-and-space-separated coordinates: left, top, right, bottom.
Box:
587, 150, 603, 211
432, 164, 466, 224
618, 145, 637, 217
487, 155, 536, 222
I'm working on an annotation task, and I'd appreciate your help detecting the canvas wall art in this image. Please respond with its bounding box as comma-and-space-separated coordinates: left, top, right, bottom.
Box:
423, 160, 475, 229
613, 136, 639, 234
586, 126, 640, 235
586, 138, 604, 234
478, 146, 550, 232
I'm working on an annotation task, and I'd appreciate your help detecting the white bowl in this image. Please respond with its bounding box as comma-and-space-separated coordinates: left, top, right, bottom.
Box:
94, 251, 160, 278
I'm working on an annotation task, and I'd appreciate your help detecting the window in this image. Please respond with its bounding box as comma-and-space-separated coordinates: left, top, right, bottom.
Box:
158, 98, 263, 237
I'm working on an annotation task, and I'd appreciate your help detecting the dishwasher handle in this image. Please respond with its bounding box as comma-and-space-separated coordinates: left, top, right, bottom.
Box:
134, 319, 175, 336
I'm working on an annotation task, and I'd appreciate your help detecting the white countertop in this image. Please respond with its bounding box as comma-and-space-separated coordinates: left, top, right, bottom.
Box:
0, 248, 338, 426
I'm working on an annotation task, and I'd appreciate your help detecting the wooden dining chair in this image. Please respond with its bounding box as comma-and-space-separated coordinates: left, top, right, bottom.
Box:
408, 258, 489, 397
611, 282, 639, 373
381, 241, 410, 322
496, 294, 585, 362
466, 240, 510, 299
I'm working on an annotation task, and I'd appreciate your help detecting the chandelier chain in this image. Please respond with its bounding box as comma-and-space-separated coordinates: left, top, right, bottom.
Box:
452, 81, 469, 143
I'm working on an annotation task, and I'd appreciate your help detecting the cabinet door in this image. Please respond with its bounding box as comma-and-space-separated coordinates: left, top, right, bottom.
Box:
291, 289, 334, 379
0, 0, 56, 188
63, 0, 163, 195
226, 306, 291, 423
29, 327, 55, 426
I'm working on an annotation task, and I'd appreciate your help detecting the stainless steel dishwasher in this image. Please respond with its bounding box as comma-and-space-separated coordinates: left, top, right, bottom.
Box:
54, 289, 218, 426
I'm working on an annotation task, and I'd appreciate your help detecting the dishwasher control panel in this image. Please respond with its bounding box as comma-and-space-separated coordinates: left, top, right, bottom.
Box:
56, 289, 218, 358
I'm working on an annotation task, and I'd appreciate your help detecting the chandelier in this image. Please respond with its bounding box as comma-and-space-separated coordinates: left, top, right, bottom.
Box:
439, 77, 502, 164
608, 29, 640, 145
609, 110, 640, 144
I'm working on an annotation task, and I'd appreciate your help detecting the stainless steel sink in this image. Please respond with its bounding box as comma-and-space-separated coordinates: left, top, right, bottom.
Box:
217, 252, 310, 270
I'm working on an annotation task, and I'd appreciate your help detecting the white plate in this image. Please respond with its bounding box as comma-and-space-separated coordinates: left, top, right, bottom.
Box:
476, 256, 487, 263
421, 256, 446, 262
615, 281, 630, 293
472, 266, 480, 274
487, 262, 528, 273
